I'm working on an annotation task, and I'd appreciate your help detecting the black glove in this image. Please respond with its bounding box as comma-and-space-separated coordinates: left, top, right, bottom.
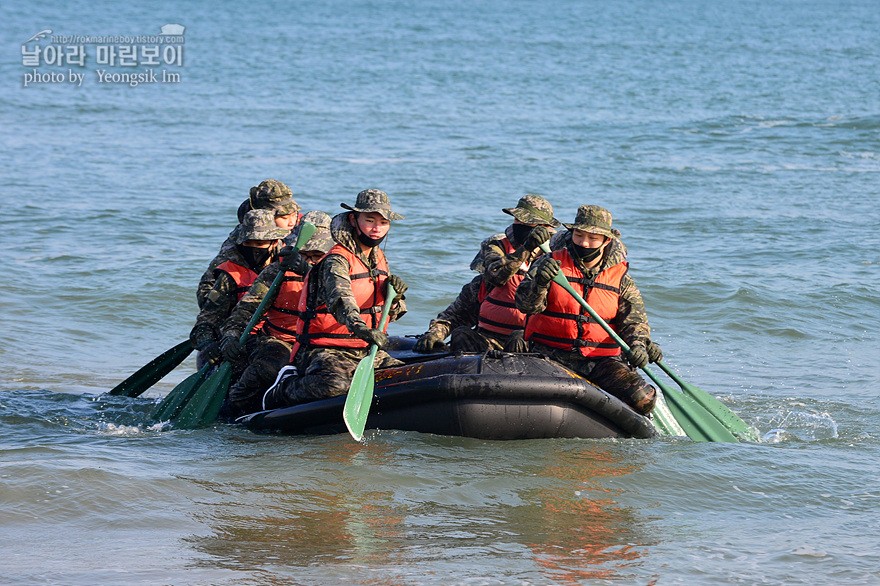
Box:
196, 340, 222, 365
279, 246, 309, 276
525, 226, 551, 251
413, 329, 446, 354
190, 324, 222, 363
626, 343, 649, 369
645, 338, 663, 363
220, 335, 246, 362
350, 322, 388, 348
387, 274, 408, 304
534, 256, 561, 288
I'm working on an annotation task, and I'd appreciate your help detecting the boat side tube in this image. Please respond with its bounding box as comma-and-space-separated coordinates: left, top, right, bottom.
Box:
240, 372, 656, 440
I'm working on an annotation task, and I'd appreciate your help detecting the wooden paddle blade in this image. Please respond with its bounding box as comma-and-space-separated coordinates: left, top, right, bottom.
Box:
108, 340, 193, 397
343, 348, 378, 441
657, 361, 758, 441
173, 362, 233, 429
149, 363, 211, 423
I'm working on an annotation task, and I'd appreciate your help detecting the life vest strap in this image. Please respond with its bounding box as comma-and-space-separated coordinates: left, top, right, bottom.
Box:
478, 315, 524, 331
531, 332, 619, 350
350, 268, 389, 280
483, 296, 518, 310
264, 319, 298, 336
297, 331, 358, 343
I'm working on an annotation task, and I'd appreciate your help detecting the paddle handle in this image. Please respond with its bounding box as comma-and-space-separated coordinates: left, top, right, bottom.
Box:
352, 281, 396, 377
237, 222, 317, 345
372, 282, 397, 349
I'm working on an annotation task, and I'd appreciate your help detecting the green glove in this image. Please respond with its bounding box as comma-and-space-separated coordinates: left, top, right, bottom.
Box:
387, 275, 408, 304
196, 340, 222, 364
525, 226, 551, 251
534, 256, 561, 288
279, 246, 309, 276
413, 329, 446, 353
645, 338, 663, 363
350, 322, 388, 348
626, 343, 649, 369
220, 335, 246, 362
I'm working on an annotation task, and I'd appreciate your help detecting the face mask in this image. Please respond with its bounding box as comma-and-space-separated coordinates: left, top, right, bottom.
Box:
509, 223, 532, 246
357, 231, 385, 248
238, 244, 273, 269
570, 241, 603, 264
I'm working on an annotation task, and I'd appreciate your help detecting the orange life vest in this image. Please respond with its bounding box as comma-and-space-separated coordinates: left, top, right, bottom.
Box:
294, 244, 389, 349
260, 270, 306, 343
476, 237, 529, 336
524, 249, 627, 357
215, 261, 259, 303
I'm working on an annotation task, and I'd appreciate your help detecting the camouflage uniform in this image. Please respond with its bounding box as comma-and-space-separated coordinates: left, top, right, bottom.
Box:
196, 179, 301, 308
434, 195, 559, 353
189, 209, 290, 364
515, 206, 656, 414
265, 190, 407, 408
221, 211, 334, 416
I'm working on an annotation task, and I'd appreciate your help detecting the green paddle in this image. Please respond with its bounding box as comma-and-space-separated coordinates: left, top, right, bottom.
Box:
538, 242, 739, 442
169, 222, 317, 430
655, 360, 759, 441
149, 362, 212, 422
343, 281, 397, 442
108, 339, 193, 397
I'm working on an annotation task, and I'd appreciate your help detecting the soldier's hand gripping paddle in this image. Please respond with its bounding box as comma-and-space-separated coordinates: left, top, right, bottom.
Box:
343, 281, 396, 442
538, 242, 744, 442
107, 339, 194, 398
156, 222, 317, 429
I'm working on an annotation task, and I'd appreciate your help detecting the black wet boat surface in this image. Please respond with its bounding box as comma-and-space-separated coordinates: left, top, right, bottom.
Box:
239, 341, 656, 440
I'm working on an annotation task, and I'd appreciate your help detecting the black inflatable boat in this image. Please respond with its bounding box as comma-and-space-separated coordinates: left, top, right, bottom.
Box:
238, 338, 657, 441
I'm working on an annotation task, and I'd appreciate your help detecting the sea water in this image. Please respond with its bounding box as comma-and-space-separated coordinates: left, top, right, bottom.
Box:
2, 0, 879, 583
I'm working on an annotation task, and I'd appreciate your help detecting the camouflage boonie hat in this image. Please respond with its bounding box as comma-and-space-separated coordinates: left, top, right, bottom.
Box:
237, 198, 252, 223
285, 210, 333, 253
231, 209, 291, 244
562, 205, 615, 238
249, 179, 300, 217
340, 189, 404, 221
502, 195, 561, 228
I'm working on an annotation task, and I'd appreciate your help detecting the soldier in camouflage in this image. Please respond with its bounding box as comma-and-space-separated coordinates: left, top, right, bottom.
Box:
263, 190, 408, 408
411, 275, 482, 354
217, 211, 334, 417
515, 205, 662, 415
414, 194, 560, 354
189, 209, 291, 367
196, 179, 302, 308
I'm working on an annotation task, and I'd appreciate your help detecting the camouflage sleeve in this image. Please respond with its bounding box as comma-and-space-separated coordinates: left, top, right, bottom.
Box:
220, 262, 281, 339
192, 271, 238, 340
196, 238, 236, 309
428, 275, 482, 337
481, 237, 531, 289
196, 260, 221, 309
616, 273, 651, 347
514, 261, 550, 315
